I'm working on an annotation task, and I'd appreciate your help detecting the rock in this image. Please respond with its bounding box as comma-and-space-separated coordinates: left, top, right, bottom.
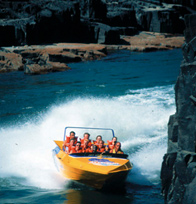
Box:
0, 43, 109, 74
161, 13, 196, 203
121, 31, 184, 52
48, 62, 71, 72
0, 50, 23, 72
160, 153, 177, 200
48, 53, 82, 63
168, 114, 178, 143
161, 0, 196, 10
0, 0, 192, 46
182, 36, 196, 63
183, 176, 196, 204
24, 64, 51, 75
24, 62, 70, 75
0, 31, 185, 74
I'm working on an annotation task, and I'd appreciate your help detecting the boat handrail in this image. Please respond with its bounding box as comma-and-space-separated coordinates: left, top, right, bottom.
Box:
64, 126, 115, 141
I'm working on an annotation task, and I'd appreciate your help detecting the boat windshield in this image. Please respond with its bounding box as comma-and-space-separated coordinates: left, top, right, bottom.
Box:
64, 126, 115, 142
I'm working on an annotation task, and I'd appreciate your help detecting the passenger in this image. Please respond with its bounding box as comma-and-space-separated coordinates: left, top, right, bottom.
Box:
84, 132, 90, 140
97, 140, 105, 153
70, 141, 82, 154
94, 135, 102, 146
66, 138, 76, 154
107, 136, 117, 150
80, 132, 91, 147
111, 137, 117, 145
63, 131, 77, 150
70, 131, 76, 140
91, 144, 97, 152
82, 139, 92, 153
110, 142, 124, 154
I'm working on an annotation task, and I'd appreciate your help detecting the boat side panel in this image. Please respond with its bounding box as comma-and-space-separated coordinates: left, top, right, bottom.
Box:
55, 152, 132, 189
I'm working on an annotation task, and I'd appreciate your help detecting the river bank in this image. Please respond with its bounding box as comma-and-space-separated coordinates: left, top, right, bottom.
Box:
0, 31, 184, 74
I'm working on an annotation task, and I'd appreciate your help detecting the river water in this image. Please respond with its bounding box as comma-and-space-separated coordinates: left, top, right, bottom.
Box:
0, 49, 182, 203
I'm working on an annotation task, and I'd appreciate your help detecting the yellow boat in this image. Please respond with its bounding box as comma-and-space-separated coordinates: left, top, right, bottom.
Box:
53, 127, 132, 190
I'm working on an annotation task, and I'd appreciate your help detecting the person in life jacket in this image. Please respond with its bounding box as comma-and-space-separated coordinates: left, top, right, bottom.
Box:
62, 131, 77, 150
110, 142, 124, 154
66, 138, 76, 154
70, 141, 82, 154
80, 132, 92, 147
97, 140, 105, 153
107, 136, 117, 151
82, 139, 92, 153
94, 135, 102, 146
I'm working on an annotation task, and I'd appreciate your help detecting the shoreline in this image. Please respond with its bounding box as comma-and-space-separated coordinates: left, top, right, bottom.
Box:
0, 31, 185, 75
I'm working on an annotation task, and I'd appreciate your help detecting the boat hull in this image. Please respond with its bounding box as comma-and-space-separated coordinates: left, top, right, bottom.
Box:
59, 159, 130, 189
53, 142, 132, 189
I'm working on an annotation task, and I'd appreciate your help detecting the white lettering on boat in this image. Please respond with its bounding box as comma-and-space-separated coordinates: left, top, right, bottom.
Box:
89, 158, 120, 166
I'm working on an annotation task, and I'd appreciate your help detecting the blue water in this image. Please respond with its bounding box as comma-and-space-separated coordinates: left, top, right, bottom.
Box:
0, 49, 182, 203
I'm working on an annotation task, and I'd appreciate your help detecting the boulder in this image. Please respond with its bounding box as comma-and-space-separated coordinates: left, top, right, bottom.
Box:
0, 50, 23, 72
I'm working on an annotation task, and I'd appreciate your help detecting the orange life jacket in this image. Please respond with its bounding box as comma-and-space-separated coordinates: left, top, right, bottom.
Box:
80, 138, 92, 146
66, 144, 75, 153
107, 140, 112, 145
70, 148, 82, 153
65, 136, 78, 146
97, 147, 105, 153
109, 144, 114, 150
82, 146, 93, 153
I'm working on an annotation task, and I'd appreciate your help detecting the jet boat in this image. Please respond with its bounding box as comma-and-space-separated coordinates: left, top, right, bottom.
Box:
53, 127, 132, 189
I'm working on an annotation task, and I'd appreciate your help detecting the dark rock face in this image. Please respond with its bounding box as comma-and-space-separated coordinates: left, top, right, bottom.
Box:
0, 0, 193, 46
161, 13, 196, 204
162, 0, 196, 10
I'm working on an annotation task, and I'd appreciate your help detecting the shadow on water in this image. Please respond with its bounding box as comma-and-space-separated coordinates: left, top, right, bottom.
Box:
65, 189, 133, 204
65, 180, 133, 204
64, 180, 163, 204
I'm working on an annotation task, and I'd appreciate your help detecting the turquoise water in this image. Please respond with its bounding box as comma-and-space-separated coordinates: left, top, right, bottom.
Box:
0, 49, 182, 203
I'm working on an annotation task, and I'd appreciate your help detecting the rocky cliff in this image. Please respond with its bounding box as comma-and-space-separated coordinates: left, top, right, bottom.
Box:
161, 13, 196, 204
0, 0, 191, 46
